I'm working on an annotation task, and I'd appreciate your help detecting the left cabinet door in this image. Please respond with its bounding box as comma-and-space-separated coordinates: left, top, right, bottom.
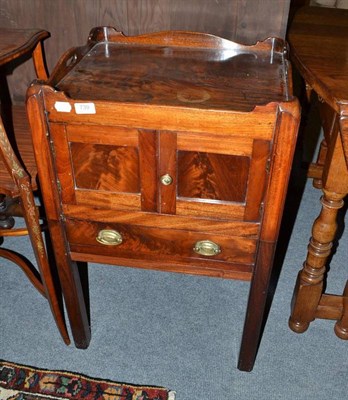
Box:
49, 123, 158, 212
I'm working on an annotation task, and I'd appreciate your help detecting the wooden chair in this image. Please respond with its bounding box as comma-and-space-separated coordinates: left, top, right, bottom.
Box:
0, 28, 70, 345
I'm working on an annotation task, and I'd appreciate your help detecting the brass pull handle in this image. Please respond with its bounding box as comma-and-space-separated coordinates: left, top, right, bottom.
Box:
193, 240, 221, 257
160, 174, 173, 186
96, 229, 123, 246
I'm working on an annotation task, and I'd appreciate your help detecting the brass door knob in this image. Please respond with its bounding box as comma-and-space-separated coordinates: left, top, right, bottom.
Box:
160, 174, 173, 186
96, 229, 123, 246
193, 240, 221, 256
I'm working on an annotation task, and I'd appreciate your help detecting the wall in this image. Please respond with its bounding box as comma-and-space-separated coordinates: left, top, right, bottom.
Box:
0, 0, 291, 100
311, 0, 348, 7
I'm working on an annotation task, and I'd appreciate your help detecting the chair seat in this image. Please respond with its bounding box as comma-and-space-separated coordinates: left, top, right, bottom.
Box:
0, 104, 38, 196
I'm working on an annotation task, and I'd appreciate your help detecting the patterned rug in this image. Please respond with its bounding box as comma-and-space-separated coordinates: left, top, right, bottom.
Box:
0, 360, 175, 400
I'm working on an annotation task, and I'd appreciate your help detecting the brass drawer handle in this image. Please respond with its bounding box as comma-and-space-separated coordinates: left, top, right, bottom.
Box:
96, 229, 123, 246
193, 240, 221, 257
160, 174, 173, 186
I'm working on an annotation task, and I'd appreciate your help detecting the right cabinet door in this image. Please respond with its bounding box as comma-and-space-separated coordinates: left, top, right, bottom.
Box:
158, 129, 272, 222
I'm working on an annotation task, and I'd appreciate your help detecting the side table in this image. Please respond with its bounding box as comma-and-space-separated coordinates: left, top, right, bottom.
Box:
27, 27, 300, 371
288, 6, 348, 340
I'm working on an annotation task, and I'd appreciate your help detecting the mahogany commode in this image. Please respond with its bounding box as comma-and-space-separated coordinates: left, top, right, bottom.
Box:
27, 27, 300, 371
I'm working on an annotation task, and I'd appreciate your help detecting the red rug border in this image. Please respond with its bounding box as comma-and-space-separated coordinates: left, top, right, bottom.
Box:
0, 359, 174, 397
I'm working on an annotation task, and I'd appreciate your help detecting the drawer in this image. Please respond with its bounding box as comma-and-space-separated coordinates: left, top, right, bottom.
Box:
65, 219, 257, 271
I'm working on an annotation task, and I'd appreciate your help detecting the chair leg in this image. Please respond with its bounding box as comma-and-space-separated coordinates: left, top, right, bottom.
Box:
18, 178, 70, 345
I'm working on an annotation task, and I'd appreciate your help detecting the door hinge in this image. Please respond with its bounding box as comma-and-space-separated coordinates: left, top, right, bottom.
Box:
259, 201, 264, 216
56, 178, 61, 193
49, 138, 56, 159
266, 158, 271, 174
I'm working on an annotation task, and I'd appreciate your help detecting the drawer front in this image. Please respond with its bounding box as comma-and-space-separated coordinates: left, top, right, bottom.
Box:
65, 219, 257, 267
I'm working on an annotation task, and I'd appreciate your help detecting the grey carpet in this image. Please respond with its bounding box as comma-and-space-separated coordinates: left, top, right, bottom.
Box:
1, 177, 347, 399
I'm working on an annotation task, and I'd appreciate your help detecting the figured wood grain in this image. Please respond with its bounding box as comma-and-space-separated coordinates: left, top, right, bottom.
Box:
177, 151, 249, 202
65, 218, 257, 264
71, 143, 140, 193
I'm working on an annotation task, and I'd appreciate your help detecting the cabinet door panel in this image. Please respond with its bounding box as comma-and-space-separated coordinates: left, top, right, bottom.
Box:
50, 123, 143, 210
177, 151, 249, 202
175, 130, 271, 221
71, 142, 140, 192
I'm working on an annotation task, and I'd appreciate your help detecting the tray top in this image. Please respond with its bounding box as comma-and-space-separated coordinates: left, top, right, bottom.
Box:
55, 35, 291, 112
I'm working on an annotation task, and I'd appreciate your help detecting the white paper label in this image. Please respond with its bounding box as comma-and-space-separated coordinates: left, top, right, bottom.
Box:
74, 103, 96, 114
54, 101, 72, 112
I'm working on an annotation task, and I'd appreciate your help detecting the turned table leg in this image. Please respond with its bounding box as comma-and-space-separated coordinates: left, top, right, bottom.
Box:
289, 189, 345, 333
334, 281, 348, 340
